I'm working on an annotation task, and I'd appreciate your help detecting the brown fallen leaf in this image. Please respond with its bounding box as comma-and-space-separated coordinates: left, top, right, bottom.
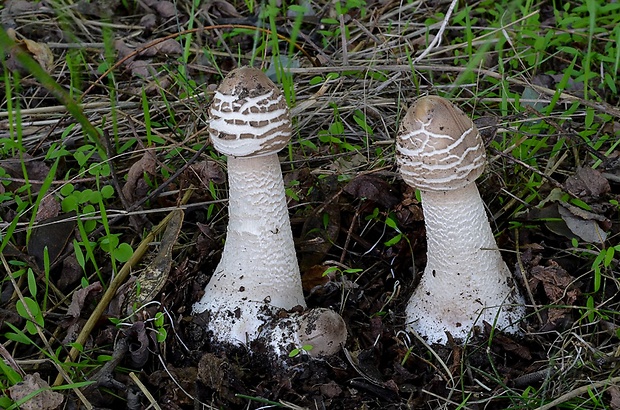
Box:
125, 321, 150, 367
8, 373, 64, 410
138, 38, 183, 57
62, 281, 103, 344
564, 167, 611, 198
34, 194, 60, 222
75, 0, 120, 18
530, 260, 580, 305
484, 323, 532, 360
27, 212, 76, 270
152, 1, 177, 18
202, 0, 242, 18
557, 203, 608, 243
66, 282, 103, 319
344, 174, 399, 209
526, 187, 609, 243
187, 160, 226, 187
0, 153, 51, 192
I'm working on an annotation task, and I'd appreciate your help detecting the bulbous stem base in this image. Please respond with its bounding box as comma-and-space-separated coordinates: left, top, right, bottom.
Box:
406, 184, 525, 344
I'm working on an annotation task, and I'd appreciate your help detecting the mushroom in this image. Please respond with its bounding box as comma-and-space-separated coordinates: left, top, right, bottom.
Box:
396, 96, 525, 344
193, 67, 346, 355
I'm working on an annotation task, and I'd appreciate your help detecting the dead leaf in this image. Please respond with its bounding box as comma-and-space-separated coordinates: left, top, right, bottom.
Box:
188, 160, 226, 186
319, 381, 343, 398
126, 321, 150, 367
35, 194, 60, 222
526, 190, 609, 243
299, 204, 340, 269
203, 0, 242, 18
344, 174, 399, 209
153, 1, 177, 18
27, 212, 76, 270
57, 255, 83, 291
564, 167, 610, 198
75, 0, 120, 18
0, 153, 51, 192
138, 38, 183, 57
2, 0, 40, 16
558, 204, 608, 243
8, 373, 64, 410
126, 58, 156, 78
5, 28, 54, 74
114, 38, 134, 60
122, 150, 157, 203
301, 265, 332, 293
530, 260, 580, 305
62, 281, 103, 344
139, 13, 158, 31
484, 325, 532, 360
66, 282, 103, 319
327, 153, 367, 176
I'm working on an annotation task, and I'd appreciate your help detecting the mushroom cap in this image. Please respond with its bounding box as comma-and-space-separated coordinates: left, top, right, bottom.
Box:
396, 96, 486, 191
209, 67, 292, 157
297, 308, 347, 356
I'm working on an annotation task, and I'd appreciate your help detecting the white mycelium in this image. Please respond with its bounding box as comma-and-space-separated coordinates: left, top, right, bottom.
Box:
397, 96, 525, 344
193, 67, 346, 356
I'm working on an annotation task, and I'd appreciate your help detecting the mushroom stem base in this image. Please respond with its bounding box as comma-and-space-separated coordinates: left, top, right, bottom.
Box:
193, 154, 305, 345
406, 184, 525, 344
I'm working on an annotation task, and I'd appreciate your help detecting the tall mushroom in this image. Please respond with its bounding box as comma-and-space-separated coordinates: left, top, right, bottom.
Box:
193, 67, 346, 356
396, 96, 525, 344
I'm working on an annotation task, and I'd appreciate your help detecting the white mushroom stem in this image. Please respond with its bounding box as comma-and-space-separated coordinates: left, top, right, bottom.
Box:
408, 184, 523, 343
193, 154, 305, 344
397, 95, 525, 344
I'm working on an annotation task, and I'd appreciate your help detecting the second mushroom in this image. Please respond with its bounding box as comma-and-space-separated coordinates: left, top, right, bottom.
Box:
396, 96, 525, 344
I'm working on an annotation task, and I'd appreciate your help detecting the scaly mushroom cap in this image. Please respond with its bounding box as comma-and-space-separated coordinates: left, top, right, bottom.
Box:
396, 96, 486, 191
209, 67, 292, 157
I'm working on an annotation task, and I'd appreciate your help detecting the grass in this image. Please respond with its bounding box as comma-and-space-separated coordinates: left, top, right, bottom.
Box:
0, 0, 619, 408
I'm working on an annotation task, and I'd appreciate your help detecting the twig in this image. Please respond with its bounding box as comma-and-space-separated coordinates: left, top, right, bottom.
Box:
129, 372, 162, 410
413, 0, 458, 63
534, 376, 620, 410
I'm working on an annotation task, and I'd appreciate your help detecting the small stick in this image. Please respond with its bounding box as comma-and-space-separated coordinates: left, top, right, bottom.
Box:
534, 376, 620, 410
413, 0, 459, 63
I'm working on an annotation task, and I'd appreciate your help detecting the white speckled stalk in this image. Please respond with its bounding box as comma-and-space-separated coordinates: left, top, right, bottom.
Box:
193, 153, 306, 344
406, 184, 525, 344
